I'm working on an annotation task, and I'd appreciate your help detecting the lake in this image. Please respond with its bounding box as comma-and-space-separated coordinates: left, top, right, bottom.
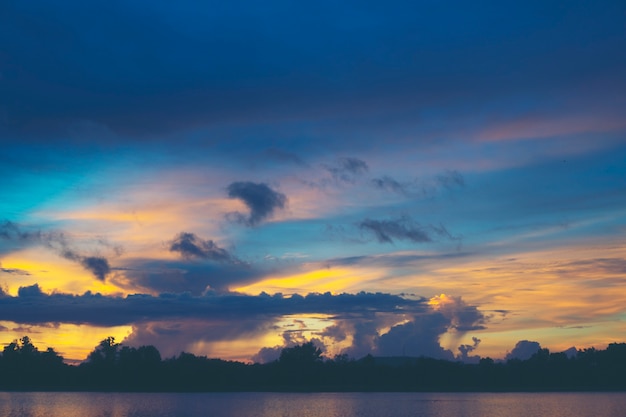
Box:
0, 392, 625, 417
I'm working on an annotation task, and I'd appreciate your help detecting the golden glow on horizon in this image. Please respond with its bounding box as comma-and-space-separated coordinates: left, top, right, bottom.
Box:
1, 250, 124, 296
232, 267, 384, 295
0, 322, 132, 363
186, 332, 282, 363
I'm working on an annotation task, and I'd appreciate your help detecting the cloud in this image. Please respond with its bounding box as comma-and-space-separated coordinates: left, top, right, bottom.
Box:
429, 294, 487, 332
0, 261, 31, 276
0, 287, 430, 327
369, 295, 486, 360
359, 216, 432, 244
505, 340, 542, 361
0, 220, 115, 281
357, 216, 460, 245
227, 182, 287, 226
169, 232, 238, 263
457, 337, 481, 363
314, 293, 486, 360
324, 251, 472, 269
59, 248, 111, 282
124, 319, 278, 360
371, 176, 408, 194
375, 313, 456, 360
0, 220, 42, 243
0, 285, 487, 361
262, 148, 307, 167
436, 170, 465, 189
112, 258, 259, 295
17, 283, 45, 297
323, 157, 369, 184
371, 171, 466, 197
79, 257, 111, 282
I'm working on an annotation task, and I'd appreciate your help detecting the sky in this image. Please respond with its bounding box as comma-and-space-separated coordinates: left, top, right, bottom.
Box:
1, 0, 625, 363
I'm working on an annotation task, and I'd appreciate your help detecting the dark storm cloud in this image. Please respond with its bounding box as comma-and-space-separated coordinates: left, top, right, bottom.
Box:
227, 182, 287, 227
0, 286, 429, 327
169, 232, 238, 263
0, 220, 114, 281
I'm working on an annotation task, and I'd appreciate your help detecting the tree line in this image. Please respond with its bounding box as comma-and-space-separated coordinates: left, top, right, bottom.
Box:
1, 336, 625, 391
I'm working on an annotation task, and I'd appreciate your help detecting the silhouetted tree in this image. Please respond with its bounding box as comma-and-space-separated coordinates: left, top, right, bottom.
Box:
278, 342, 322, 365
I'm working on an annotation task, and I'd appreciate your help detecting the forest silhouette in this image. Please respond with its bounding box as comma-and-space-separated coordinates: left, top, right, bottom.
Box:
1, 336, 625, 391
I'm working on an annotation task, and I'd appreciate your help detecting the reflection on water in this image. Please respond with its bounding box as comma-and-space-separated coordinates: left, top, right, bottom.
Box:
0, 392, 625, 417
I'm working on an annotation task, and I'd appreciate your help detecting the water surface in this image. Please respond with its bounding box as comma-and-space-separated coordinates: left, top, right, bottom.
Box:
1, 392, 625, 417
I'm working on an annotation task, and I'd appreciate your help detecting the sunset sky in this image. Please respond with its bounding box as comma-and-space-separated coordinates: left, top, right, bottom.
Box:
1, 0, 625, 363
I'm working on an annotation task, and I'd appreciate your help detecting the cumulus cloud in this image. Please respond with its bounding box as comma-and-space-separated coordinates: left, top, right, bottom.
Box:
505, 340, 542, 361
169, 232, 238, 263
375, 313, 455, 360
316, 294, 486, 361
429, 294, 487, 332
363, 294, 485, 360
17, 283, 45, 297
458, 337, 481, 363
227, 181, 287, 226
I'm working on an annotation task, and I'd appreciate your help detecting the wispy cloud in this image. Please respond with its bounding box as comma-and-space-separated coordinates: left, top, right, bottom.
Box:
359, 216, 457, 244
0, 220, 116, 281
323, 157, 369, 184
